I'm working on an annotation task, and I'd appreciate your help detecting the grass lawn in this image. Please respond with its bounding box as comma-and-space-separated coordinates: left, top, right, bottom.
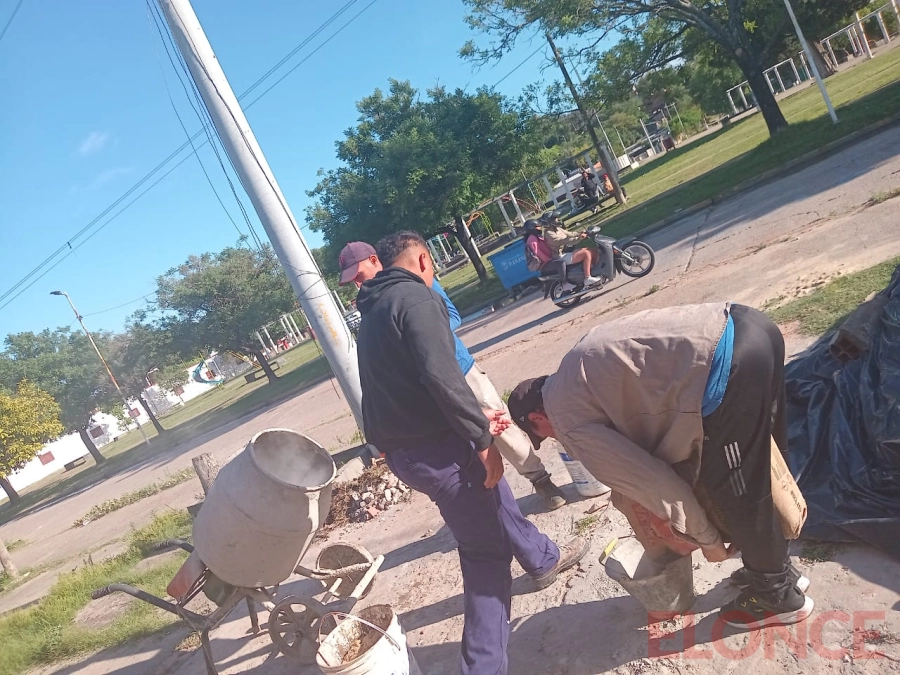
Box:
767, 256, 900, 335
0, 512, 192, 675
440, 47, 900, 312
0, 340, 335, 524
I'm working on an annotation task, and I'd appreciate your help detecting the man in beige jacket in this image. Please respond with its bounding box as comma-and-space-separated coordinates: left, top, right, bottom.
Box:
508, 303, 815, 629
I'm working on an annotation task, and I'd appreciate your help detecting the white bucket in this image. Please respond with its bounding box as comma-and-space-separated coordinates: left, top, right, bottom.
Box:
316, 605, 420, 675
558, 452, 611, 498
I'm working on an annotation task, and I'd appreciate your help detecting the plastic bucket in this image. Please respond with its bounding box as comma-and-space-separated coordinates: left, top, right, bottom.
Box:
558, 452, 611, 498
605, 539, 695, 614
316, 605, 420, 675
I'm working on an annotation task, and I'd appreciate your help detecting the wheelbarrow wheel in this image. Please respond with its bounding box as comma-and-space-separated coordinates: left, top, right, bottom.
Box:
269, 597, 323, 663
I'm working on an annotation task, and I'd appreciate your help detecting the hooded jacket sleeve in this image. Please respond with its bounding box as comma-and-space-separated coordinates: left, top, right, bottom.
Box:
561, 423, 723, 548
401, 296, 493, 451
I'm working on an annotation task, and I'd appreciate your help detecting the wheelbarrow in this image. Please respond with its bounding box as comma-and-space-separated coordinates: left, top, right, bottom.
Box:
91, 429, 383, 675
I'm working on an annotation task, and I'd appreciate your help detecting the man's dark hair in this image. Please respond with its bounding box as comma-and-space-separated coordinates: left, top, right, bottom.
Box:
376, 231, 428, 268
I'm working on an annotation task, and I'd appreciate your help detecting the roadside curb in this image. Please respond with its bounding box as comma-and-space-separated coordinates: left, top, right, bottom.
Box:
615, 112, 900, 241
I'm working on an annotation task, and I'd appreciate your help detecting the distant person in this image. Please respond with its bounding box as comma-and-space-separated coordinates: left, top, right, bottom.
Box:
522, 219, 602, 286
354, 231, 587, 674
338, 240, 567, 510
508, 303, 815, 629
579, 168, 601, 213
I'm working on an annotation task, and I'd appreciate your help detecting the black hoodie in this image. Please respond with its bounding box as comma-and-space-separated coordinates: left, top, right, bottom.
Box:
356, 267, 492, 453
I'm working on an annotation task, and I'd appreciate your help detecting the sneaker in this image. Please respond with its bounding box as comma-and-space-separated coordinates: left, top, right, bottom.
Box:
532, 475, 566, 511
720, 588, 815, 629
731, 565, 810, 593
584, 275, 604, 287
531, 537, 589, 590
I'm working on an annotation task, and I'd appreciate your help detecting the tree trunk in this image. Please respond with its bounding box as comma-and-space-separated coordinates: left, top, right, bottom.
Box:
248, 347, 278, 383
450, 215, 488, 282
811, 42, 835, 78
138, 394, 165, 435
0, 476, 19, 506
191, 453, 220, 496
742, 64, 789, 135
78, 427, 106, 465
0, 536, 18, 578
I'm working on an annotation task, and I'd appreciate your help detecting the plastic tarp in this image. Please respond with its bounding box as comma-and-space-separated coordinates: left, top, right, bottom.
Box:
785, 265, 900, 559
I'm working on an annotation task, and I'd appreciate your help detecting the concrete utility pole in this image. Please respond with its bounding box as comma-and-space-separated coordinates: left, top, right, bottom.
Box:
784, 0, 838, 123
50, 291, 149, 449
158, 0, 364, 425
546, 34, 626, 205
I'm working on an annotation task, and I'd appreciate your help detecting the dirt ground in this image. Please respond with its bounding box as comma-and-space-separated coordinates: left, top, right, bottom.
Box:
9, 124, 900, 674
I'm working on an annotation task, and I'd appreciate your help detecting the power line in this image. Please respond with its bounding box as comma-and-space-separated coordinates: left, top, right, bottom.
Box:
492, 44, 545, 88
0, 0, 25, 45
0, 0, 377, 313
82, 294, 154, 317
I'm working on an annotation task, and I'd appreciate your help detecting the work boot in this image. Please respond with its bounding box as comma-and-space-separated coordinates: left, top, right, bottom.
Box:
720, 569, 814, 629
731, 563, 810, 593
532, 474, 566, 511
531, 536, 589, 590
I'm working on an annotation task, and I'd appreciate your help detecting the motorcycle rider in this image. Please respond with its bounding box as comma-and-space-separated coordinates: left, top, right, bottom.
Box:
524, 219, 602, 287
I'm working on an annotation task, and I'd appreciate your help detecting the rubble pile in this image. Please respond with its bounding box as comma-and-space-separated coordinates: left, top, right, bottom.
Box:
325, 462, 412, 529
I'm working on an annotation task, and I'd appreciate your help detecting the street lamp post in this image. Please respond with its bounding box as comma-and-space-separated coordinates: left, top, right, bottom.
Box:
50, 291, 151, 447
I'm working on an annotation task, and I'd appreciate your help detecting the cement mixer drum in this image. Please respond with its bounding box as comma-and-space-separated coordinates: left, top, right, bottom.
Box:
192, 428, 336, 588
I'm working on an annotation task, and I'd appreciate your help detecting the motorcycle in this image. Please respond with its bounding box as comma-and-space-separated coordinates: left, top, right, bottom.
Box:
539, 224, 655, 308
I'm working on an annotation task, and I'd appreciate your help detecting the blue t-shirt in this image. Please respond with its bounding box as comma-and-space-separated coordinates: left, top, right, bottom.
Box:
702, 312, 734, 416
431, 280, 475, 376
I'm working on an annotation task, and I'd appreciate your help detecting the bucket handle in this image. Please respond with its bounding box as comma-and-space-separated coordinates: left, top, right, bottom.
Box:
320, 611, 402, 653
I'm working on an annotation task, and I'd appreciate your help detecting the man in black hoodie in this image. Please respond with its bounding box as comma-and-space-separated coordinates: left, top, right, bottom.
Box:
356, 231, 587, 675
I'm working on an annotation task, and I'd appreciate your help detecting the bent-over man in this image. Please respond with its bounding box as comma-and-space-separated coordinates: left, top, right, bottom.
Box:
508, 303, 814, 628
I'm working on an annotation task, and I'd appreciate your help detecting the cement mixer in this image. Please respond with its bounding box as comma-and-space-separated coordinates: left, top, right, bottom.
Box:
90, 429, 384, 675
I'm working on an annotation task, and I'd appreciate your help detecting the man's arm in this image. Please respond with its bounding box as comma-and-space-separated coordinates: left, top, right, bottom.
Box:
402, 297, 493, 451
430, 280, 462, 332
562, 423, 723, 548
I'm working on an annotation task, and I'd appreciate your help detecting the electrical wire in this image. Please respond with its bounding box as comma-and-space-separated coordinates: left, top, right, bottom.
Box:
82, 294, 154, 317
0, 0, 25, 45
146, 0, 255, 248
491, 44, 546, 88
0, 0, 378, 313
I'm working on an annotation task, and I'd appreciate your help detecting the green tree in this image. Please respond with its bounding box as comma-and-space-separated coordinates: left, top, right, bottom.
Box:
461, 0, 869, 136
0, 329, 117, 465
306, 81, 543, 282
0, 380, 64, 505
150, 246, 296, 384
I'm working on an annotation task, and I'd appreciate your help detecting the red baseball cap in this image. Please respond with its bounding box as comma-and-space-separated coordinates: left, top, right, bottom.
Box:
338, 241, 377, 286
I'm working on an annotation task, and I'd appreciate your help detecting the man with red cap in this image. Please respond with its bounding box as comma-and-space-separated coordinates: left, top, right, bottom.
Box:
338, 239, 567, 510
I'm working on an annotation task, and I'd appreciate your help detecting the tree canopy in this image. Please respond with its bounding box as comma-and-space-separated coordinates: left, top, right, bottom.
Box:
0, 380, 64, 503
461, 0, 869, 136
306, 80, 544, 281
150, 246, 296, 383
0, 328, 119, 464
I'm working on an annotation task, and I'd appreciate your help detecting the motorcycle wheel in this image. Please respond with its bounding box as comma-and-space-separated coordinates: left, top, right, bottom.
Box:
618, 241, 656, 278
549, 281, 583, 309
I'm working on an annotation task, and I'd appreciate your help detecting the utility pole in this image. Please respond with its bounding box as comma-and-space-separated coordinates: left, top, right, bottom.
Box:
784, 0, 838, 123
546, 34, 626, 205
158, 0, 364, 425
50, 291, 149, 450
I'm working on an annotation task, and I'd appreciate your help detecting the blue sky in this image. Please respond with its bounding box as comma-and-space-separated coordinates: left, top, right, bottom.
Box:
0, 0, 579, 336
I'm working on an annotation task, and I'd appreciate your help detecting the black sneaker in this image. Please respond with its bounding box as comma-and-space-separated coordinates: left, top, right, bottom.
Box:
731, 564, 810, 593
531, 537, 589, 590
720, 587, 814, 629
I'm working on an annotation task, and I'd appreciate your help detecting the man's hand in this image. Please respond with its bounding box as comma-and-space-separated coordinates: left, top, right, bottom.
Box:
579, 232, 588, 239
483, 409, 511, 436
478, 444, 504, 488
701, 541, 738, 563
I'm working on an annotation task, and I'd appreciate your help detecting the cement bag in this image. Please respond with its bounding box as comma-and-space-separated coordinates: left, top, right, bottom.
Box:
771, 437, 807, 539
